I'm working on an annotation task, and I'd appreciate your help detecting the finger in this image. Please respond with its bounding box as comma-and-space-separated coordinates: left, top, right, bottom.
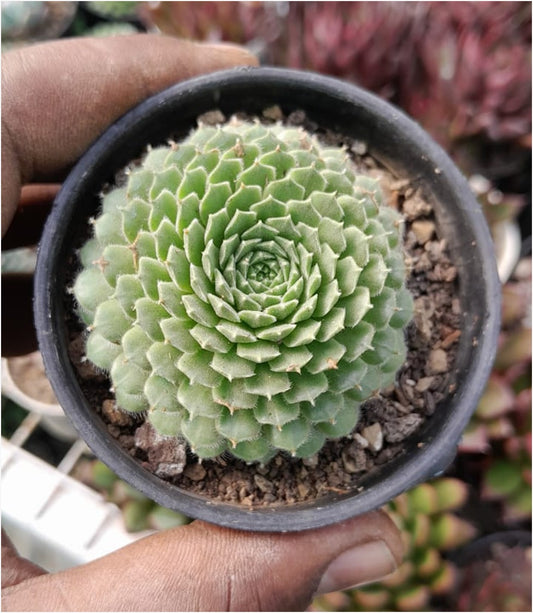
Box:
2, 34, 258, 233
2, 511, 403, 611
2, 531, 46, 590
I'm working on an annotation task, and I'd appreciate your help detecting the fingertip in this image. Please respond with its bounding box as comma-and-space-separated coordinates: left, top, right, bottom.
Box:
316, 539, 398, 594
313, 510, 405, 595
370, 509, 407, 567
195, 41, 260, 68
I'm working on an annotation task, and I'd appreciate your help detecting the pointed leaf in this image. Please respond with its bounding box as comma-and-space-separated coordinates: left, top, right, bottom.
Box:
244, 366, 291, 399
237, 340, 281, 363
216, 408, 261, 445
93, 299, 132, 342
177, 351, 223, 388
211, 350, 256, 381
146, 341, 181, 384
254, 396, 300, 428
268, 419, 311, 454
177, 380, 220, 419
284, 372, 328, 404
122, 325, 152, 369
144, 375, 180, 411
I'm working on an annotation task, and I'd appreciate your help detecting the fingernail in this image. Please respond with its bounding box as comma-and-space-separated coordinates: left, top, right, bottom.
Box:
199, 42, 258, 65
316, 540, 398, 595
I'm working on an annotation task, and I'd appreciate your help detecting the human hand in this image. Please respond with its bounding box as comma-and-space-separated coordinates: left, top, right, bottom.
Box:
1, 34, 404, 611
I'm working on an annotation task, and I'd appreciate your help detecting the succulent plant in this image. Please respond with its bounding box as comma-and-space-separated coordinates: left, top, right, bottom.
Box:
139, 1, 284, 61
459, 259, 531, 522
311, 477, 477, 612
85, 1, 139, 20
85, 22, 139, 38
282, 2, 531, 151
453, 539, 532, 612
73, 117, 413, 463
143, 2, 531, 185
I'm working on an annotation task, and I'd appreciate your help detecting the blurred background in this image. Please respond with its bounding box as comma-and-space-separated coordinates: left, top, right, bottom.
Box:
1, 2, 531, 611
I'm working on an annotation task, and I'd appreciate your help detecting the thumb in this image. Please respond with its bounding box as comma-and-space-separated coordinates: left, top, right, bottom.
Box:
2, 511, 403, 611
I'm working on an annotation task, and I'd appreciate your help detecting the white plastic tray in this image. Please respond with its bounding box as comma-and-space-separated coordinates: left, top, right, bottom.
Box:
2, 433, 151, 572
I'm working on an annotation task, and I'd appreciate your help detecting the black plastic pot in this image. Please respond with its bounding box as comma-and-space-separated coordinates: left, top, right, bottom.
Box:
34, 67, 500, 532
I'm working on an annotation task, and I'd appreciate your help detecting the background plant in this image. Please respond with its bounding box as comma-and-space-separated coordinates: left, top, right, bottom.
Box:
311, 478, 477, 612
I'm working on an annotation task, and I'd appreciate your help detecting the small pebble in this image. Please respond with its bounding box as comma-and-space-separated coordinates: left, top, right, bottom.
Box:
297, 483, 311, 498
341, 446, 366, 474
262, 105, 283, 121
351, 140, 368, 155
353, 433, 369, 448
197, 110, 226, 125
412, 220, 436, 244
362, 423, 383, 452
102, 399, 132, 427
184, 463, 207, 482
302, 454, 320, 468
428, 348, 448, 374
156, 462, 187, 479
402, 192, 432, 220
415, 376, 435, 393
441, 329, 461, 349
254, 474, 274, 493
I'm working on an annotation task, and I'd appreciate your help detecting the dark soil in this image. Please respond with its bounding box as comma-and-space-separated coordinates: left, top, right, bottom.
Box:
65, 107, 461, 508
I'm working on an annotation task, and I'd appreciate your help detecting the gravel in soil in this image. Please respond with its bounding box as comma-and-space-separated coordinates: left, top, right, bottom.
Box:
65, 107, 461, 508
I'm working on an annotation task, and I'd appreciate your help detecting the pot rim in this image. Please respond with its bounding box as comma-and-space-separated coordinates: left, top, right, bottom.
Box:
34, 67, 501, 531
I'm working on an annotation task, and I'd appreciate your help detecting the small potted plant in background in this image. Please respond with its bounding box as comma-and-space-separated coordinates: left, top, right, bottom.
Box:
448, 531, 532, 612
34, 67, 500, 531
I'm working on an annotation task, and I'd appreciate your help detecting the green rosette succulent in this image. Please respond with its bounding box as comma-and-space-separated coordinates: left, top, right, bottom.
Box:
73, 117, 413, 463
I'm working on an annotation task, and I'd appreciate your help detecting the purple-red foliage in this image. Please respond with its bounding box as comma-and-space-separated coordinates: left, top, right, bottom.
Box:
286, 2, 531, 148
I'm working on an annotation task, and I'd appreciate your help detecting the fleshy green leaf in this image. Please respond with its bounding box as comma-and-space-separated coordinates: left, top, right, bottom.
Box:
135, 298, 169, 341
146, 342, 181, 384
85, 332, 122, 371
181, 415, 225, 455
93, 299, 132, 343
316, 402, 359, 437
74, 268, 113, 316
216, 408, 261, 445
268, 419, 311, 455
284, 372, 328, 404
145, 375, 180, 412
211, 350, 256, 380
244, 365, 291, 399
254, 395, 300, 428
236, 340, 281, 363
110, 355, 149, 395
148, 407, 182, 437
122, 325, 152, 369
178, 380, 220, 419
177, 350, 223, 388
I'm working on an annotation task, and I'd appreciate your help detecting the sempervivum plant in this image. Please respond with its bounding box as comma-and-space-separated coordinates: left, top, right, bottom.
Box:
73, 117, 413, 463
